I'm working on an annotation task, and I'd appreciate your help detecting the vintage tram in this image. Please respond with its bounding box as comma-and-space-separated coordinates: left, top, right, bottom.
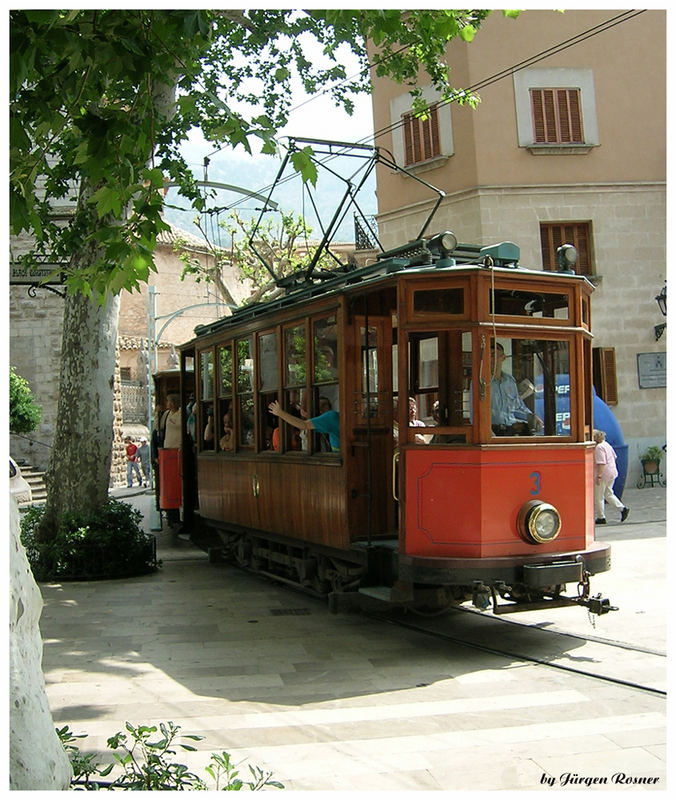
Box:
174, 232, 614, 617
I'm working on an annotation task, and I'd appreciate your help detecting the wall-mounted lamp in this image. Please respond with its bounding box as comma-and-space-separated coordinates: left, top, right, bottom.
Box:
654, 282, 666, 340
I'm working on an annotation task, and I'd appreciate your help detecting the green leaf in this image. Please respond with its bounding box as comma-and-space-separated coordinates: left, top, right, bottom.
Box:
459, 25, 477, 42
89, 185, 123, 218
290, 146, 318, 187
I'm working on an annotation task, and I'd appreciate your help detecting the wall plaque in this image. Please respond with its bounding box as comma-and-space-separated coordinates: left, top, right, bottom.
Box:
637, 352, 666, 389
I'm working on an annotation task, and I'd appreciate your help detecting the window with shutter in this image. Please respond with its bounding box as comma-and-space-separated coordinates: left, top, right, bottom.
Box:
540, 221, 593, 276
402, 104, 441, 165
531, 88, 584, 144
593, 347, 618, 406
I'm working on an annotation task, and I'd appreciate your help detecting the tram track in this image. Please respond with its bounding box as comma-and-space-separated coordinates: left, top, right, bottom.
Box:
366, 605, 667, 697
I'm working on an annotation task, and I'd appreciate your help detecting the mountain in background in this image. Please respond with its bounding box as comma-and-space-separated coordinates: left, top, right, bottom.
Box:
163, 143, 378, 248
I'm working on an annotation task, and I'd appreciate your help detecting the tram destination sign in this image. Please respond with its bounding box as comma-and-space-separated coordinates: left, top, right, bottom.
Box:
637, 352, 666, 389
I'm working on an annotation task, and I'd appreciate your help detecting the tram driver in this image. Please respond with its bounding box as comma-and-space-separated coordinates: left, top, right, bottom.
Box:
490, 342, 542, 435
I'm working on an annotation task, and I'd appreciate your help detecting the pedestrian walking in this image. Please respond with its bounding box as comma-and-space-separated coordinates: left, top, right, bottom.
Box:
124, 436, 143, 488
137, 437, 151, 487
593, 429, 629, 524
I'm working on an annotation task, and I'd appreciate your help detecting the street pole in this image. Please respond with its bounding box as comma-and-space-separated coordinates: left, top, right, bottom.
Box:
147, 286, 157, 491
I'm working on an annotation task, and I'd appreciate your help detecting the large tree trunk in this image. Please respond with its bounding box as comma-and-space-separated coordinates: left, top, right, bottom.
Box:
39, 287, 120, 540
10, 498, 72, 788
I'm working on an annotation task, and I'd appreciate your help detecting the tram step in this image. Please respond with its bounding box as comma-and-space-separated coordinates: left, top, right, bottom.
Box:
358, 586, 391, 602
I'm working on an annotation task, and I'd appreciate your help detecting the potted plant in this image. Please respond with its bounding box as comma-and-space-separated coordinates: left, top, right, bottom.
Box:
640, 445, 663, 474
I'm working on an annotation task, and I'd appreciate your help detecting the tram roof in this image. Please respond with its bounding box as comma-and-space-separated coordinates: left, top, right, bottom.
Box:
190, 243, 589, 341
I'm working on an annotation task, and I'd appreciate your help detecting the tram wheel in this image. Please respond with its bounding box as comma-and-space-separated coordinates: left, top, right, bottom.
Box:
234, 535, 251, 567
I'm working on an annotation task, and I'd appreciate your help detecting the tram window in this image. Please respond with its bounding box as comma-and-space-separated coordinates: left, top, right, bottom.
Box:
238, 395, 255, 448
218, 344, 233, 396
285, 324, 307, 386
215, 344, 234, 452
282, 388, 307, 452
258, 333, 278, 452
236, 337, 254, 393
313, 315, 339, 452
357, 324, 382, 419
236, 337, 255, 448
214, 399, 234, 452
489, 289, 569, 320
413, 287, 464, 315
259, 392, 278, 451
259, 333, 277, 391
199, 350, 215, 450
314, 316, 338, 382
490, 338, 571, 437
313, 385, 339, 452
200, 350, 214, 400
407, 330, 472, 444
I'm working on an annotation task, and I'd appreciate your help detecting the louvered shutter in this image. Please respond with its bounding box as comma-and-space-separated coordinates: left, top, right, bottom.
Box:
531, 88, 584, 144
593, 347, 618, 406
540, 222, 592, 276
402, 104, 442, 165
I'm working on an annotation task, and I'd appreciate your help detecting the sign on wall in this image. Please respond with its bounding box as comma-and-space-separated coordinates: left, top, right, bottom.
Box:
637, 352, 666, 389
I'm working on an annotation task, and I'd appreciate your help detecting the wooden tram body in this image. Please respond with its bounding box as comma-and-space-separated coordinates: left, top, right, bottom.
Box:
176, 236, 613, 615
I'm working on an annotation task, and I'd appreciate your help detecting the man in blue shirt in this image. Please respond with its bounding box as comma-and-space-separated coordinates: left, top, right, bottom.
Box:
268, 399, 340, 452
491, 343, 539, 435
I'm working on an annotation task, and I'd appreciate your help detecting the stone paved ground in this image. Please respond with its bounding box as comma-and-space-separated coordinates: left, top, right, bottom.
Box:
37, 485, 667, 791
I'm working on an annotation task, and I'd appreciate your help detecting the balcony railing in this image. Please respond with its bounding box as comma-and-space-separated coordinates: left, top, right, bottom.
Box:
354, 214, 379, 251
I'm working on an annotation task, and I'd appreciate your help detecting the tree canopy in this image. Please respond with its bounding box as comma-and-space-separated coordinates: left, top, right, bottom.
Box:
177, 210, 346, 307
10, 9, 517, 300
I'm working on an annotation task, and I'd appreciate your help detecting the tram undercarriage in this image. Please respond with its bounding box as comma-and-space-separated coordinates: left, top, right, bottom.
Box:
202, 521, 615, 617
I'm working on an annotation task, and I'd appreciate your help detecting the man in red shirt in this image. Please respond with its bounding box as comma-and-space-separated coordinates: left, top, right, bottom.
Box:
125, 436, 143, 488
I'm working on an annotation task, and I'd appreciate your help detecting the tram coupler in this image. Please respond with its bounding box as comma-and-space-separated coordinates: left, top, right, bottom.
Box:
577, 592, 618, 616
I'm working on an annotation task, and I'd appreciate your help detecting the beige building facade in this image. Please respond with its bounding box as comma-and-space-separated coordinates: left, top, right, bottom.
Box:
368, 9, 666, 486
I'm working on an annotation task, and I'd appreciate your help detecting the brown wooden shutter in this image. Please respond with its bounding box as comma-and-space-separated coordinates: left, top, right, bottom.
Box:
531, 88, 583, 144
540, 222, 592, 276
402, 104, 441, 165
403, 114, 414, 165
593, 347, 618, 406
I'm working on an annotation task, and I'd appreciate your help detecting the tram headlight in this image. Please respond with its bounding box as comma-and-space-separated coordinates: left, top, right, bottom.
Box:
428, 231, 458, 256
517, 500, 562, 544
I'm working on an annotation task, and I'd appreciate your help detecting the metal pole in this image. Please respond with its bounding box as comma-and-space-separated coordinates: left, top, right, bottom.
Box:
147, 287, 162, 530
147, 286, 156, 491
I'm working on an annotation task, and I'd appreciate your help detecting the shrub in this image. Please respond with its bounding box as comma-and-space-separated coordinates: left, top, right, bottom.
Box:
9, 366, 42, 434
20, 499, 158, 581
57, 721, 284, 791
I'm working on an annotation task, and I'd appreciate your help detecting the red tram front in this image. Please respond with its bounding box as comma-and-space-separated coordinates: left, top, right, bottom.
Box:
176, 235, 614, 617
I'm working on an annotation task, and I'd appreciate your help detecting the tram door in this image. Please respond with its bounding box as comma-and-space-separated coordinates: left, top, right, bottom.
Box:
398, 328, 474, 553
348, 315, 397, 539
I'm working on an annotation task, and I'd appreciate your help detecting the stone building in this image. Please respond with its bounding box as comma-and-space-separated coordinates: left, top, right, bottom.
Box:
366, 8, 666, 486
9, 223, 247, 484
